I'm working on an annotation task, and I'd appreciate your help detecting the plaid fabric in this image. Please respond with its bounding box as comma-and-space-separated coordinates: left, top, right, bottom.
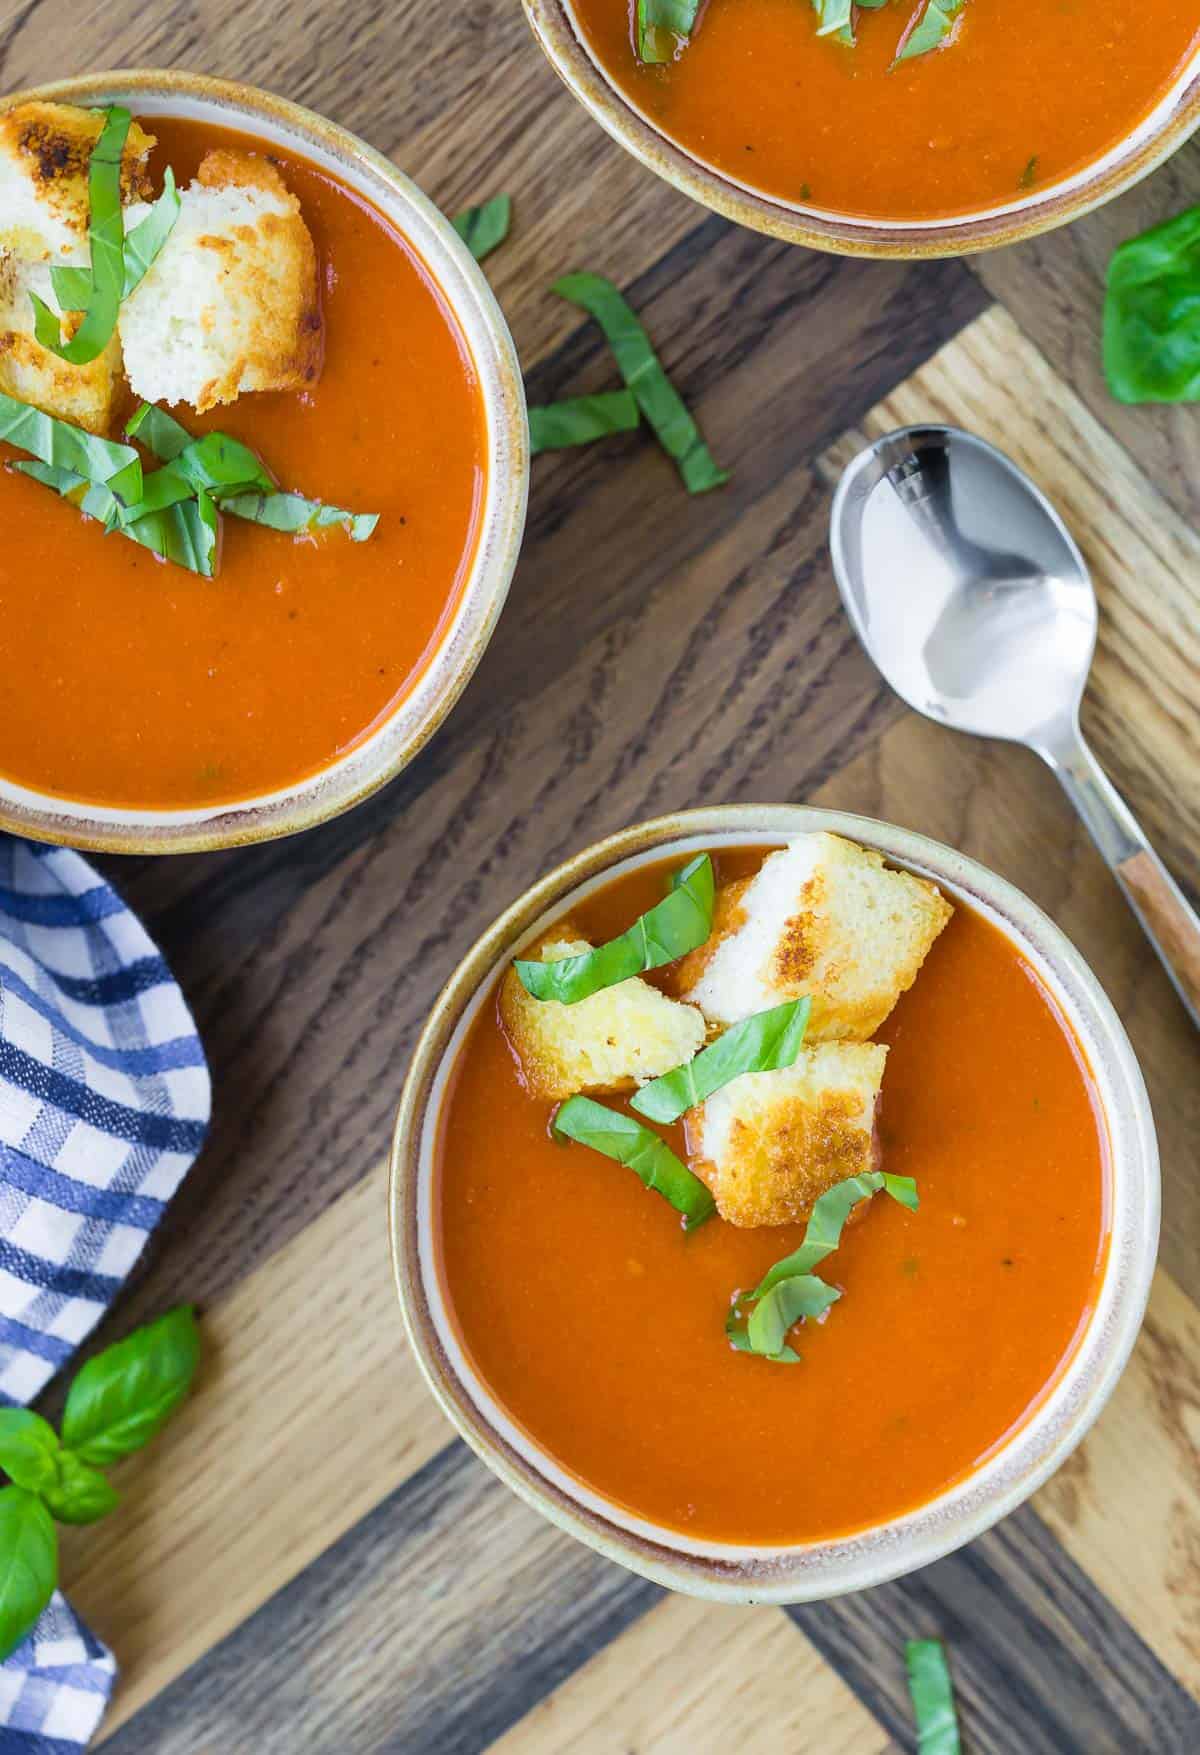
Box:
0, 835, 210, 1750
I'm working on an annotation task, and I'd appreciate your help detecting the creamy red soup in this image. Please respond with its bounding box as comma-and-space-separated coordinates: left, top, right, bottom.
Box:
435, 849, 1109, 1546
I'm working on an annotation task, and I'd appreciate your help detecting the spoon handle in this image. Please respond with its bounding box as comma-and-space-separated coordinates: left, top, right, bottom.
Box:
1042, 729, 1200, 1029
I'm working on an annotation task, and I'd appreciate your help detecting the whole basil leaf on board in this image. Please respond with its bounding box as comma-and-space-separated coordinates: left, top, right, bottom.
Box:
41, 1452, 119, 1527
451, 195, 511, 263
528, 391, 640, 456
61, 1305, 200, 1467
0, 1488, 57, 1664
0, 1411, 61, 1495
1103, 206, 1200, 403
906, 1638, 962, 1754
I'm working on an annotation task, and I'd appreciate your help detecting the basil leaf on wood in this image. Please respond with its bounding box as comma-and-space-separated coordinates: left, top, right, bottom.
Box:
515, 853, 715, 1003
452, 195, 512, 262
40, 1452, 119, 1527
0, 1411, 60, 1495
631, 997, 811, 1123
14, 462, 217, 576
0, 1488, 57, 1664
895, 0, 967, 62
29, 107, 131, 367
221, 490, 379, 542
906, 1639, 962, 1755
552, 274, 728, 493
1103, 205, 1200, 404
52, 168, 181, 311
0, 388, 142, 500
61, 1305, 200, 1467
636, 0, 701, 64
528, 390, 640, 455
553, 1096, 715, 1229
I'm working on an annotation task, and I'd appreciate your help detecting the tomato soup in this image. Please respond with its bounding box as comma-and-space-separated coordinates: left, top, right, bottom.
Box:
0, 117, 486, 810
567, 0, 1200, 221
435, 851, 1108, 1546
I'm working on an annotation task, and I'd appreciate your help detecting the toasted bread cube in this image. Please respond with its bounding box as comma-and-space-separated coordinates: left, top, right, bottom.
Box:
689, 1042, 887, 1228
118, 150, 322, 414
0, 253, 122, 435
499, 922, 707, 1102
0, 102, 155, 262
679, 833, 952, 1042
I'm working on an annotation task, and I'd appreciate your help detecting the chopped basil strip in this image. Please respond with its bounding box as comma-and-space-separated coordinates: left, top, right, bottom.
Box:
552, 1096, 715, 1230
0, 387, 142, 501
906, 1640, 962, 1755
126, 401, 191, 461
528, 390, 640, 455
515, 853, 715, 1004
631, 997, 811, 1124
52, 168, 180, 310
753, 1170, 918, 1299
452, 195, 511, 262
813, 0, 855, 41
748, 1272, 840, 1358
552, 273, 728, 494
14, 461, 215, 575
221, 491, 379, 541
636, 0, 701, 64
30, 107, 131, 367
895, 0, 967, 62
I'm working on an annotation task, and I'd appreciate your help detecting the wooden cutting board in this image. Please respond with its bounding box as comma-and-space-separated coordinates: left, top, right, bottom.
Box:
3, 0, 1198, 1748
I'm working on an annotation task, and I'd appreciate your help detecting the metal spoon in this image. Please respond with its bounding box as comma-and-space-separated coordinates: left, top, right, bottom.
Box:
830, 424, 1200, 1028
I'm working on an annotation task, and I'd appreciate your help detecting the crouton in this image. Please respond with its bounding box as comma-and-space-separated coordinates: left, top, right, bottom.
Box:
0, 253, 123, 435
0, 102, 155, 262
118, 149, 323, 414
688, 1042, 887, 1227
499, 922, 707, 1103
679, 833, 952, 1042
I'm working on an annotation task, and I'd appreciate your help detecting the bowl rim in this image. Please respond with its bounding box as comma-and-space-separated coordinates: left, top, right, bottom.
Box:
0, 70, 529, 854
522, 0, 1200, 259
389, 805, 1160, 1603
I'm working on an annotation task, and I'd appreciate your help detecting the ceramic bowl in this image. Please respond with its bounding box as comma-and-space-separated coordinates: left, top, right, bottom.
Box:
523, 0, 1200, 258
0, 71, 528, 854
390, 805, 1159, 1602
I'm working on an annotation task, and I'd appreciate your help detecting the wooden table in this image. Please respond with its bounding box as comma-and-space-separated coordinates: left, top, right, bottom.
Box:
4, 1, 1199, 1749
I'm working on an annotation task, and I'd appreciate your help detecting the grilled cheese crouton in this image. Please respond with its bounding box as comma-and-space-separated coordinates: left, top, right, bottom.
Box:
680, 833, 952, 1042
500, 923, 706, 1102
0, 102, 155, 262
0, 253, 123, 434
118, 150, 323, 414
689, 1043, 887, 1227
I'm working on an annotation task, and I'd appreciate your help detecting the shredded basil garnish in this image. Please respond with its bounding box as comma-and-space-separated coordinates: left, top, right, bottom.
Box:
13, 462, 216, 575
895, 0, 967, 62
906, 1640, 962, 1755
552, 274, 728, 494
631, 998, 811, 1124
529, 390, 640, 456
30, 108, 133, 368
51, 169, 181, 311
552, 1096, 715, 1230
220, 491, 379, 542
515, 854, 715, 1004
452, 195, 511, 263
0, 388, 142, 503
636, 0, 701, 63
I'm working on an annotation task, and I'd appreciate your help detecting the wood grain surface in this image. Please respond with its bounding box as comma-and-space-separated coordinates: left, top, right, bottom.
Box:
2, 0, 1199, 1750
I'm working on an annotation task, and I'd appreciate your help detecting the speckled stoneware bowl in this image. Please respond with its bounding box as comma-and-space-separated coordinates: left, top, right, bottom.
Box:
0, 71, 528, 855
391, 806, 1159, 1602
523, 0, 1200, 258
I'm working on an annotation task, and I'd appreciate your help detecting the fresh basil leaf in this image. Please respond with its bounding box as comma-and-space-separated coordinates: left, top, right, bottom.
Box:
61, 1306, 200, 1467
51, 167, 181, 312
452, 194, 512, 263
746, 1271, 840, 1357
30, 107, 130, 367
906, 1639, 962, 1755
516, 853, 715, 1004
1103, 205, 1200, 404
0, 1488, 57, 1663
552, 1095, 715, 1229
14, 461, 216, 576
528, 390, 640, 455
40, 1451, 119, 1527
221, 490, 379, 542
636, 0, 701, 63
753, 1170, 917, 1299
882, 1172, 919, 1211
552, 274, 728, 494
0, 388, 142, 497
163, 432, 274, 502
126, 401, 192, 461
813, 0, 855, 40
0, 1411, 60, 1495
632, 997, 811, 1123
895, 0, 967, 62
725, 1302, 801, 1361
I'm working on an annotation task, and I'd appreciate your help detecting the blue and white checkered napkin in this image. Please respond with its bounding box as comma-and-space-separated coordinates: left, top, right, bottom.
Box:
0, 835, 210, 1751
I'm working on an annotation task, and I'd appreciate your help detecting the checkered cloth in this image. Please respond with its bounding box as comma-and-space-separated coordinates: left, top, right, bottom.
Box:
0, 835, 210, 1750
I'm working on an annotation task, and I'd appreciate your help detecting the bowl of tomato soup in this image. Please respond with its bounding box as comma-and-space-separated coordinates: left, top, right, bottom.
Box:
0, 73, 527, 852
391, 807, 1158, 1600
524, 0, 1200, 256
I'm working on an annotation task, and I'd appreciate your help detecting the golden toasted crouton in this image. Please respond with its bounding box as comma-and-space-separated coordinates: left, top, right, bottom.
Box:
0, 253, 123, 435
680, 833, 952, 1042
499, 922, 707, 1103
0, 102, 155, 262
688, 1042, 887, 1227
118, 149, 323, 414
